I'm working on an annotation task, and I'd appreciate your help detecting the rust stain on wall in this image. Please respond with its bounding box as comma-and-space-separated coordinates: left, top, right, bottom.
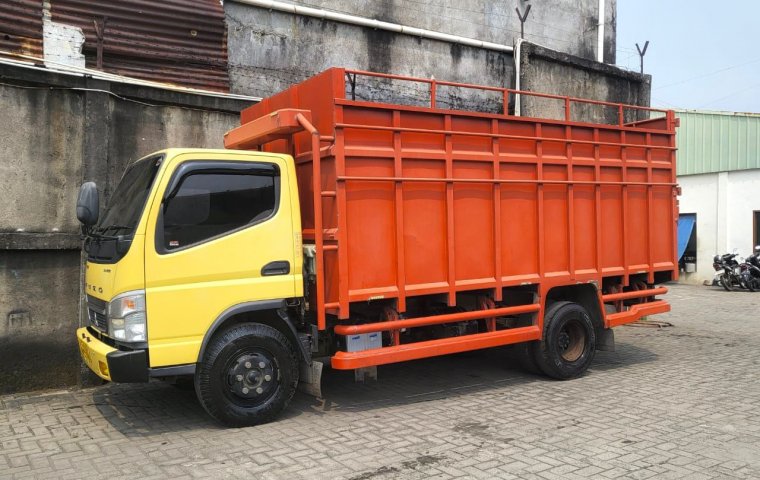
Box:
51, 0, 230, 91
0, 0, 44, 60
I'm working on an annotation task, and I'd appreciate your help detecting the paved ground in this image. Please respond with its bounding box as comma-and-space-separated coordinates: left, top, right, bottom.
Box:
2, 283, 760, 479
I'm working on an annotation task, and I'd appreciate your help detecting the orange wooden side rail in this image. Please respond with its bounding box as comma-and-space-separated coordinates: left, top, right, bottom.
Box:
601, 287, 668, 302
605, 301, 671, 328
344, 68, 671, 124
334, 303, 541, 335
332, 325, 542, 369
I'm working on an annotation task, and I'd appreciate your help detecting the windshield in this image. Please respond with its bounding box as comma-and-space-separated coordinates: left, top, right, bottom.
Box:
97, 155, 161, 234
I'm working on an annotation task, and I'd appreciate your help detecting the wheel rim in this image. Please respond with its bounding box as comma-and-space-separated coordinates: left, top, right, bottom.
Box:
222, 348, 279, 407
557, 319, 586, 362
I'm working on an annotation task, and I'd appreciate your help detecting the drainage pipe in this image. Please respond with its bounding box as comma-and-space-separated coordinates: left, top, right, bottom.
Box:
230, 0, 513, 53
514, 38, 523, 116
597, 0, 605, 62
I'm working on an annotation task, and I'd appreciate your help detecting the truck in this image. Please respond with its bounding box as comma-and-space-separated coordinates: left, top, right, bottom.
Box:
76, 68, 678, 426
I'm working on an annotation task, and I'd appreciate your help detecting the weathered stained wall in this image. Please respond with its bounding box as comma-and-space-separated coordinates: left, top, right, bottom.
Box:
226, 1, 513, 107
0, 84, 84, 234
267, 0, 616, 63
519, 43, 651, 124
0, 251, 81, 393
0, 64, 249, 392
103, 98, 242, 200
226, 0, 615, 100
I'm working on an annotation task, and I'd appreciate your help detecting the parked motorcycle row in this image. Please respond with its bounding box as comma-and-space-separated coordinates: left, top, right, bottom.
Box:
713, 246, 760, 291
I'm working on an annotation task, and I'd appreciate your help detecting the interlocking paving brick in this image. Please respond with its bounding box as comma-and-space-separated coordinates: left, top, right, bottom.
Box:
2, 284, 760, 479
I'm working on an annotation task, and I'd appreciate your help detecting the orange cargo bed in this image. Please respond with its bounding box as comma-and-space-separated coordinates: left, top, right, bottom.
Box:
225, 68, 678, 367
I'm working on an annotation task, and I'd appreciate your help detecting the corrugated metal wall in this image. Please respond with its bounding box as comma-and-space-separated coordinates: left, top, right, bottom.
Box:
0, 0, 43, 60
50, 0, 230, 91
677, 110, 760, 176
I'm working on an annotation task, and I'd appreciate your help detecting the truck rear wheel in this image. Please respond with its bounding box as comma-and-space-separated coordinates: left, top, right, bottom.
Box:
195, 323, 299, 427
533, 301, 596, 380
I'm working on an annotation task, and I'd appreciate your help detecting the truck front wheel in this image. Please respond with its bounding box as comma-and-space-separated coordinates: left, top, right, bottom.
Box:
195, 323, 299, 427
533, 301, 596, 380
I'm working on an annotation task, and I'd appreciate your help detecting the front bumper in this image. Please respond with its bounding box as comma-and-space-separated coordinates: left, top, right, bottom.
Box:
77, 327, 149, 383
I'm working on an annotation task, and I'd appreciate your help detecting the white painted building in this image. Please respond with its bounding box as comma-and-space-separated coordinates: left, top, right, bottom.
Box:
676, 110, 760, 285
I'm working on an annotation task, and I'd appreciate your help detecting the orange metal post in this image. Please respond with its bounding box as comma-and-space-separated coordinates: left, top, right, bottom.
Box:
295, 113, 327, 330
224, 109, 311, 150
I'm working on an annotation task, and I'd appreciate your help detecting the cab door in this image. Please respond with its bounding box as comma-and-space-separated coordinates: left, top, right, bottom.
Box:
144, 153, 298, 367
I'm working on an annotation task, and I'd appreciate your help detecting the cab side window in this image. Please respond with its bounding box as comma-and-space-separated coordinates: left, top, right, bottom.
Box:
162, 166, 279, 251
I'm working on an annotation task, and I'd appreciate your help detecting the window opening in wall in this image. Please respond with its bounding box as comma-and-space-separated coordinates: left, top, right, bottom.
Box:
754, 211, 760, 248
678, 213, 697, 273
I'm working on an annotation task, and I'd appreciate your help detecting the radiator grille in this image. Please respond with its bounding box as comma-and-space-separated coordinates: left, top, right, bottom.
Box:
87, 295, 108, 333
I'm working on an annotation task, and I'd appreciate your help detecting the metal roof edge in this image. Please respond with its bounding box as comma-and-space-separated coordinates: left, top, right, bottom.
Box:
675, 109, 760, 118
0, 52, 261, 102
678, 166, 760, 177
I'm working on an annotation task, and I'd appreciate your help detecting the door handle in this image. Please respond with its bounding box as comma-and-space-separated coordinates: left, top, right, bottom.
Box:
261, 261, 291, 276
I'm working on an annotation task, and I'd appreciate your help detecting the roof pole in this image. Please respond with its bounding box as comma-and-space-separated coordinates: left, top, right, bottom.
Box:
597, 0, 605, 62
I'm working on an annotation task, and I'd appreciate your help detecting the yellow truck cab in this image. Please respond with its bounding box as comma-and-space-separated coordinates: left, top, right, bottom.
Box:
77, 148, 307, 426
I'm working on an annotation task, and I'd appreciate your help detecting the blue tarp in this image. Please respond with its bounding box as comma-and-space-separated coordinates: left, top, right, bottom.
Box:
677, 214, 696, 260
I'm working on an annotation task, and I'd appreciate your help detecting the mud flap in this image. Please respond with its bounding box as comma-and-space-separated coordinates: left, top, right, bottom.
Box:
354, 366, 377, 382
597, 328, 615, 352
298, 360, 323, 398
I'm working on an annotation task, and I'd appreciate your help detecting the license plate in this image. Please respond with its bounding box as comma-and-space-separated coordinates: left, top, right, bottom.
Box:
78, 338, 95, 370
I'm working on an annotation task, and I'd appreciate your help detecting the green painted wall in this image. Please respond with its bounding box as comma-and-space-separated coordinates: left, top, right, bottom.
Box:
676, 110, 760, 176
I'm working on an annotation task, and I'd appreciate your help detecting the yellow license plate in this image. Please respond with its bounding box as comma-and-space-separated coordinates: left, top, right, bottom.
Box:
78, 337, 95, 370
76, 328, 114, 381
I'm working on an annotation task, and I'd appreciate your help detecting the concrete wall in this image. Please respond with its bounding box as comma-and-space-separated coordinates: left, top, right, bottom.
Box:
678, 173, 721, 285
726, 170, 760, 252
678, 169, 760, 285
0, 64, 249, 392
103, 99, 241, 200
0, 251, 81, 393
226, 0, 616, 100
226, 2, 513, 109
0, 84, 84, 234
255, 0, 616, 62
519, 43, 651, 124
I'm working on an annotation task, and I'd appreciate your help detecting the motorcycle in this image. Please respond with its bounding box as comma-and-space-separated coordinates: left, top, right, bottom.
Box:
713, 252, 745, 291
740, 246, 760, 292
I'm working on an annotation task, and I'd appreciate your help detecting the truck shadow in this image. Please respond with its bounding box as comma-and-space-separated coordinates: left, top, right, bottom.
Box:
91, 341, 657, 437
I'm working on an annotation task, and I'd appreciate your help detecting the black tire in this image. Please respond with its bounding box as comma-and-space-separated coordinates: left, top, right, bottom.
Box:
532, 301, 596, 380
720, 275, 733, 291
195, 323, 299, 427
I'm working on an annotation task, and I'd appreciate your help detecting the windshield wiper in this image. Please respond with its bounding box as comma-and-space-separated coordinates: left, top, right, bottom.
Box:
82, 229, 117, 241
97, 224, 134, 235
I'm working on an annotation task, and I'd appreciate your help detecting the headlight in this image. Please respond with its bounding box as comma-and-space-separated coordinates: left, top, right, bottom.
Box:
108, 290, 147, 342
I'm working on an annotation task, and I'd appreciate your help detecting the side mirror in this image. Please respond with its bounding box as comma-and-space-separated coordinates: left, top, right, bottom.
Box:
76, 182, 99, 226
